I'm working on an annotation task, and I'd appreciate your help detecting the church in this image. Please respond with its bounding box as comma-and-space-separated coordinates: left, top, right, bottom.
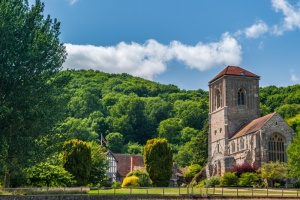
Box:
206, 66, 295, 177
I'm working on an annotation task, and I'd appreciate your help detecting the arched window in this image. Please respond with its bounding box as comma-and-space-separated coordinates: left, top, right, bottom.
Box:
231, 142, 235, 153
240, 138, 244, 150
268, 133, 285, 162
238, 88, 245, 105
216, 89, 221, 109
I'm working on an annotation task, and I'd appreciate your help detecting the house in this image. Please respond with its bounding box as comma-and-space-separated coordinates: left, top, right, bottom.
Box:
106, 151, 145, 184
206, 66, 295, 177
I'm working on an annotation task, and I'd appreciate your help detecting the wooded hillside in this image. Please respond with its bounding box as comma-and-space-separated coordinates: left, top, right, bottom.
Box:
53, 69, 300, 167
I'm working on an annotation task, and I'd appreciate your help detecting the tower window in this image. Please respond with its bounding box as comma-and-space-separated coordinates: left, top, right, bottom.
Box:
216, 89, 221, 109
268, 133, 285, 162
238, 88, 245, 105
240, 138, 244, 150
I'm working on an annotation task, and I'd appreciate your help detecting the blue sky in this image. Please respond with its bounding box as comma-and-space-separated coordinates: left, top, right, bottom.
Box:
31, 0, 300, 90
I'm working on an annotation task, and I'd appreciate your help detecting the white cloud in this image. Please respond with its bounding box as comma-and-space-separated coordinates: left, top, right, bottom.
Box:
271, 0, 300, 35
290, 69, 299, 82
64, 34, 242, 80
68, 0, 78, 5
244, 20, 269, 38
170, 33, 242, 71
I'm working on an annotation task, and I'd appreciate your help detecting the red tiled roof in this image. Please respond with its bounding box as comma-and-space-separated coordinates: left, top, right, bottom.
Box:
231, 112, 276, 139
209, 66, 260, 83
113, 153, 144, 177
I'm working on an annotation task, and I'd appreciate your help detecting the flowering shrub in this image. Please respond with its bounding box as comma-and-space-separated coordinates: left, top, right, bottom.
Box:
121, 176, 140, 187
230, 163, 258, 177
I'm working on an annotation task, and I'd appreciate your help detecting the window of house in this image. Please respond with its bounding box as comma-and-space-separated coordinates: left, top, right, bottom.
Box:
238, 88, 245, 105
268, 133, 285, 162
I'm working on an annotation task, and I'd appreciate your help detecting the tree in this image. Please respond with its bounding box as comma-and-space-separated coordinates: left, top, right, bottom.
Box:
0, 0, 67, 187
143, 138, 173, 187
287, 133, 300, 178
184, 164, 202, 183
26, 162, 75, 187
259, 162, 287, 187
89, 141, 109, 186
157, 118, 182, 144
62, 139, 92, 186
106, 132, 124, 153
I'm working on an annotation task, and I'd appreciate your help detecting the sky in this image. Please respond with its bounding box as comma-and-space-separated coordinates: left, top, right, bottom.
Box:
29, 0, 300, 91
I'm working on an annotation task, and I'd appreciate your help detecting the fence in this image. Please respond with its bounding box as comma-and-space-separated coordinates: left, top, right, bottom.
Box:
1, 186, 300, 198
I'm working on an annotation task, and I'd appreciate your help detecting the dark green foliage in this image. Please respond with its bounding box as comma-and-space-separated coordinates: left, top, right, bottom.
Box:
0, 0, 67, 187
89, 141, 109, 186
26, 162, 75, 187
126, 170, 150, 187
62, 139, 92, 186
144, 138, 173, 187
105, 132, 124, 153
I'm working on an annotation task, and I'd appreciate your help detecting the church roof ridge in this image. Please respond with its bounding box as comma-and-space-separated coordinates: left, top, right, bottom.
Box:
230, 112, 277, 139
209, 66, 260, 83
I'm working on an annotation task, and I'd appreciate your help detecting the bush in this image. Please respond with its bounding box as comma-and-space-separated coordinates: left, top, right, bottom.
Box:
293, 180, 300, 188
220, 172, 238, 187
230, 164, 258, 178
238, 172, 259, 186
126, 170, 150, 187
121, 176, 140, 187
184, 164, 202, 184
205, 176, 220, 187
112, 181, 121, 188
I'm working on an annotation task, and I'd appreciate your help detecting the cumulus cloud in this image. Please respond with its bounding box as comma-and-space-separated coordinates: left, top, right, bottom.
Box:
244, 20, 269, 38
64, 34, 242, 80
271, 0, 300, 35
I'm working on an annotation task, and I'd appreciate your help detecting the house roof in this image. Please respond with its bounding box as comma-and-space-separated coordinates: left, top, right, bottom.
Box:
231, 112, 276, 139
209, 66, 260, 83
113, 153, 144, 177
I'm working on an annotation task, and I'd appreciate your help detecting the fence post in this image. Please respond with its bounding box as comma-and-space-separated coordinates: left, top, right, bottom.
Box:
206, 186, 208, 196
98, 187, 99, 196
213, 187, 215, 195
179, 187, 180, 196
187, 185, 189, 196
222, 187, 223, 196
252, 187, 253, 198
267, 187, 268, 197
162, 188, 164, 197
297, 189, 299, 198
192, 186, 194, 195
237, 187, 238, 197
282, 188, 283, 197
146, 188, 148, 196
130, 187, 132, 196
114, 188, 116, 196
200, 187, 202, 196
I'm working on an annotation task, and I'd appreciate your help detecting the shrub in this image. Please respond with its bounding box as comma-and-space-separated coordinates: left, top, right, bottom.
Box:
293, 180, 300, 188
230, 164, 258, 178
184, 164, 202, 184
112, 181, 121, 188
238, 172, 259, 186
205, 176, 220, 187
121, 176, 140, 187
220, 172, 238, 187
126, 170, 150, 187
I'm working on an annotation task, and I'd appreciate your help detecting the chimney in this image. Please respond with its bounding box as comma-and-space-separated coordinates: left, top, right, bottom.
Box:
130, 156, 133, 172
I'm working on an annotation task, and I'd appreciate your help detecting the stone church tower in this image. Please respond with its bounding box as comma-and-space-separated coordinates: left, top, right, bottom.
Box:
206, 66, 295, 177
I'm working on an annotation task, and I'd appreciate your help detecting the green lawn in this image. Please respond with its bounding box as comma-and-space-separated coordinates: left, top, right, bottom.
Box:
88, 187, 300, 198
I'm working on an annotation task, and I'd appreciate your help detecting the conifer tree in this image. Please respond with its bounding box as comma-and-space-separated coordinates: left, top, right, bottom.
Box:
143, 138, 173, 187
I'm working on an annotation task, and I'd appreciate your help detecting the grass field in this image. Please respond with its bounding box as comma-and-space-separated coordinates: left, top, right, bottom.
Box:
88, 187, 300, 198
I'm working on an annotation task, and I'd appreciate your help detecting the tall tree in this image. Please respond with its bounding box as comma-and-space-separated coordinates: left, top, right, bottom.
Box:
62, 139, 92, 186
143, 138, 173, 187
0, 0, 67, 187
